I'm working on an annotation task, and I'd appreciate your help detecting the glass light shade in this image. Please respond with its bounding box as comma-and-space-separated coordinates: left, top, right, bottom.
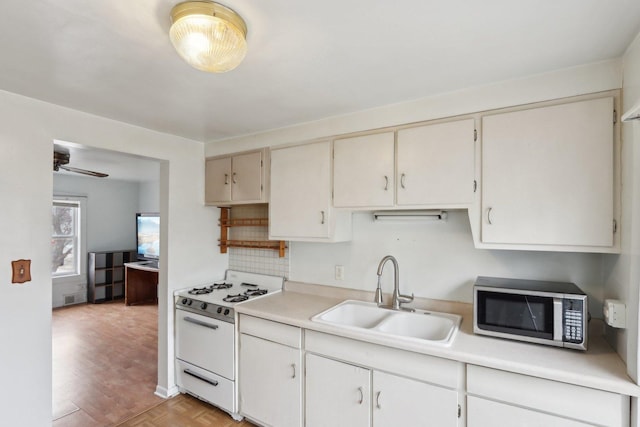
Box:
170, 1, 247, 73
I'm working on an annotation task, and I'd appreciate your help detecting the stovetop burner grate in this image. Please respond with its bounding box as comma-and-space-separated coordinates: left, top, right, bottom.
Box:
223, 294, 249, 303
244, 288, 268, 297
187, 282, 233, 295
211, 282, 232, 290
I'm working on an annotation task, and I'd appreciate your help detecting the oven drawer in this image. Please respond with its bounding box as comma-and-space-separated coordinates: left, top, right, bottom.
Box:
175, 309, 235, 379
176, 359, 235, 413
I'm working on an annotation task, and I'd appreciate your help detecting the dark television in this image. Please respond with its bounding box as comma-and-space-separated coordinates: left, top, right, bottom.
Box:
136, 213, 160, 262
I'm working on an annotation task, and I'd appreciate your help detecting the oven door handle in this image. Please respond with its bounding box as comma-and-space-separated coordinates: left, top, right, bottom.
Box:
184, 369, 219, 387
184, 316, 219, 330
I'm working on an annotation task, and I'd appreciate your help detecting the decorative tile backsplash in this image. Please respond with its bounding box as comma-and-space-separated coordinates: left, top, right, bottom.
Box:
227, 204, 289, 278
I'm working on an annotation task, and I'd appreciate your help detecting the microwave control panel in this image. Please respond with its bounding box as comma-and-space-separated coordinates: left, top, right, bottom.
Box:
563, 299, 584, 344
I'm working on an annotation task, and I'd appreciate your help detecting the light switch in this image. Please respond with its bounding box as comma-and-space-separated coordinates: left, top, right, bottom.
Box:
11, 259, 31, 284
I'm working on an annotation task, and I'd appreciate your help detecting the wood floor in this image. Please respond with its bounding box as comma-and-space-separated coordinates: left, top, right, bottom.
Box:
53, 301, 253, 426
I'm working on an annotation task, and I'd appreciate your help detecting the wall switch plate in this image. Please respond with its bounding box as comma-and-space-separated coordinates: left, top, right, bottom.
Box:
11, 259, 31, 284
335, 265, 344, 281
603, 299, 626, 328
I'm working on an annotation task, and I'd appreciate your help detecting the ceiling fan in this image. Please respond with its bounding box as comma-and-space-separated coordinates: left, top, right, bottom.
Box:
53, 146, 109, 178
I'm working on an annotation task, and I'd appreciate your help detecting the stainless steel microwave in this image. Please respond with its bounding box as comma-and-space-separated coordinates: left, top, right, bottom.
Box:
473, 276, 588, 351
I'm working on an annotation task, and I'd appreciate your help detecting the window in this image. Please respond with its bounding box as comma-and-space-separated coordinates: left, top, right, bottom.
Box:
51, 197, 85, 277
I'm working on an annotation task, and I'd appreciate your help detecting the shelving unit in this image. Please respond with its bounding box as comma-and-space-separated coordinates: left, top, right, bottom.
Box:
218, 207, 286, 257
88, 249, 137, 303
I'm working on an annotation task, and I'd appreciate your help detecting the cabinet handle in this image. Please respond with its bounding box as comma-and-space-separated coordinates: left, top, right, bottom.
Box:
487, 207, 493, 225
400, 173, 406, 189
383, 175, 389, 191
224, 173, 229, 185
291, 363, 296, 379
320, 210, 325, 225
357, 387, 364, 405
232, 172, 237, 184
375, 391, 381, 409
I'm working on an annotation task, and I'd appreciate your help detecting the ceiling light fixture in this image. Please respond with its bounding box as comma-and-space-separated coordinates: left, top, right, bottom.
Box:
169, 1, 247, 73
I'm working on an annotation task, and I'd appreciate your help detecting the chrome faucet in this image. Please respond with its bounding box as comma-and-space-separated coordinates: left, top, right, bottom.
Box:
375, 255, 414, 311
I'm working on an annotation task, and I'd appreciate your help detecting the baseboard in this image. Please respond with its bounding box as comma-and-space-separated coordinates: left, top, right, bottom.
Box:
155, 384, 180, 399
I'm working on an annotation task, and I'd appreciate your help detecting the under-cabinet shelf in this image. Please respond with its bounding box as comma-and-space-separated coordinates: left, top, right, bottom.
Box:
218, 207, 286, 257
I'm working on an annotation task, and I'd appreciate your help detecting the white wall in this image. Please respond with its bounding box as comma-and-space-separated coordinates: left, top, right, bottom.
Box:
0, 90, 227, 426
604, 31, 640, 382
291, 211, 605, 312
139, 179, 160, 213
53, 174, 140, 252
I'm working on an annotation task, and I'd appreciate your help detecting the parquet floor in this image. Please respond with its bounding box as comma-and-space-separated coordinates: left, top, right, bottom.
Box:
52, 301, 257, 426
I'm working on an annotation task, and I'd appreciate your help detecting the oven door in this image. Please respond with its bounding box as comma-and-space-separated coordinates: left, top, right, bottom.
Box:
474, 290, 561, 343
175, 309, 235, 380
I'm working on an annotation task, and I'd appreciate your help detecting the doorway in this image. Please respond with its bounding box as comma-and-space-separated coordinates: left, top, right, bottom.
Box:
51, 142, 164, 425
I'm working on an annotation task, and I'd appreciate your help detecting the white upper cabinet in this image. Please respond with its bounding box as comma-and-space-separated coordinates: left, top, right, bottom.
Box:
481, 97, 615, 249
332, 119, 475, 210
333, 132, 395, 208
205, 149, 266, 205
269, 141, 351, 241
397, 118, 476, 207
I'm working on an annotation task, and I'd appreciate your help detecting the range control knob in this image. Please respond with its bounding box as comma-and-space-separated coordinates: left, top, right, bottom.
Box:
181, 298, 187, 304
187, 299, 193, 306
224, 309, 230, 316
200, 302, 208, 310
217, 307, 223, 314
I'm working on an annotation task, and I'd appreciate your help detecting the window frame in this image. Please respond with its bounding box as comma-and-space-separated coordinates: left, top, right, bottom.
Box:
51, 195, 87, 285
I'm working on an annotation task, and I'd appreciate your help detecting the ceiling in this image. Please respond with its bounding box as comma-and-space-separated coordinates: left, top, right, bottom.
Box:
54, 141, 160, 182
4, 0, 640, 144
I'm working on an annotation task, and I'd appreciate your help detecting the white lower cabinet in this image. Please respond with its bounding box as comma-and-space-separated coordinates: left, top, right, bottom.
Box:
305, 353, 460, 427
466, 365, 630, 427
306, 353, 371, 427
237, 316, 631, 427
239, 316, 303, 427
373, 370, 459, 426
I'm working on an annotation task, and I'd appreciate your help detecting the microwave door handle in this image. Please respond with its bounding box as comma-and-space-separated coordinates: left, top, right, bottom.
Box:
553, 298, 563, 341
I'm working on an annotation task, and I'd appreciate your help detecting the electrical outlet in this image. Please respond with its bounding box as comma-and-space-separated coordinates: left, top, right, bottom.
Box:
604, 299, 626, 328
335, 265, 344, 281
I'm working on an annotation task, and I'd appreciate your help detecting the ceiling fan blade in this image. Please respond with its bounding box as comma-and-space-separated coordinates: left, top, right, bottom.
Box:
58, 164, 109, 178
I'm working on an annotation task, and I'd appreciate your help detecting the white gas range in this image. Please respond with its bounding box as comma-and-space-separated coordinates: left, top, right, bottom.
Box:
174, 270, 284, 420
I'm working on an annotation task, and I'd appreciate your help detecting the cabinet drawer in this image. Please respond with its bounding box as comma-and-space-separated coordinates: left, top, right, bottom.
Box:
239, 314, 302, 348
467, 365, 629, 426
176, 359, 235, 413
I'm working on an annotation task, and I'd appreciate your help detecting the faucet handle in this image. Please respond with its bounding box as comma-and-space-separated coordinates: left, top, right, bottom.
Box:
397, 293, 414, 303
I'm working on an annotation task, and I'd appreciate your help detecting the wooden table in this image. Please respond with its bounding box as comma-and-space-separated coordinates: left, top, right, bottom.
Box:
124, 262, 159, 306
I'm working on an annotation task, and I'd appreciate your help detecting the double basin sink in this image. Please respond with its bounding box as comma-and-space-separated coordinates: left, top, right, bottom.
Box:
311, 300, 461, 347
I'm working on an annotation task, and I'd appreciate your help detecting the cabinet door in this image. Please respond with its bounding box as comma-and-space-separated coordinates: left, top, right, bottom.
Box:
467, 396, 591, 427
334, 132, 395, 208
397, 119, 475, 206
306, 353, 371, 427
269, 142, 332, 238
205, 157, 232, 203
373, 371, 459, 427
239, 334, 302, 427
481, 97, 614, 247
231, 151, 263, 202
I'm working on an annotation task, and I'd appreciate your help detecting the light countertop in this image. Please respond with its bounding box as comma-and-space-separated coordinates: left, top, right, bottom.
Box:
235, 281, 640, 397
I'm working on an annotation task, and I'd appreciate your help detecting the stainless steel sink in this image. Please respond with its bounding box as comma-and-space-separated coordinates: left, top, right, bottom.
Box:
311, 300, 461, 346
